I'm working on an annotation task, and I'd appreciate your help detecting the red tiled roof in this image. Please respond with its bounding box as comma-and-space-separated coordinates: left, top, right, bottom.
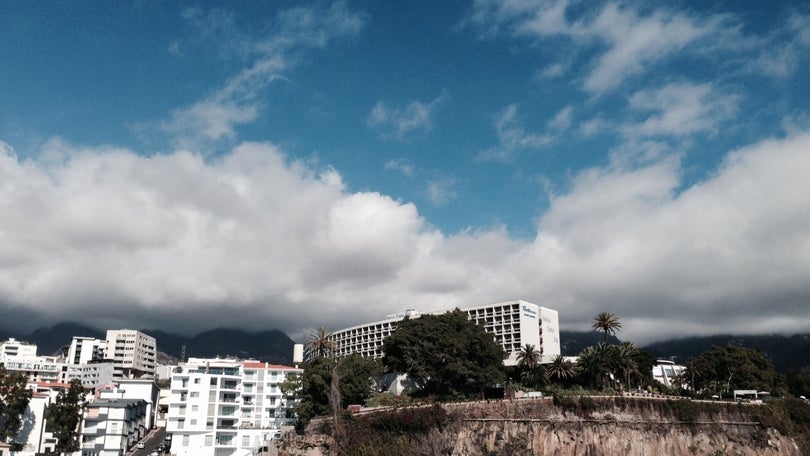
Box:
242, 361, 298, 370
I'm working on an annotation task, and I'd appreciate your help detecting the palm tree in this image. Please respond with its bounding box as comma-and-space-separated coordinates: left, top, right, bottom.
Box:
592, 312, 622, 343
306, 326, 336, 358
516, 344, 543, 388
576, 346, 603, 389
614, 342, 640, 390
546, 354, 577, 384
516, 344, 541, 370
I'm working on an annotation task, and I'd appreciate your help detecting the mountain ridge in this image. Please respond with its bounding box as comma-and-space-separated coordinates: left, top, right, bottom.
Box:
3, 323, 808, 372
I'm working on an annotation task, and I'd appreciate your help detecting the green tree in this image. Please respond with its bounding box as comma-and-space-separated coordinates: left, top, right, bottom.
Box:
337, 354, 382, 406
786, 365, 810, 398
292, 354, 382, 430
294, 357, 333, 429
592, 312, 622, 343
0, 367, 33, 442
687, 344, 780, 397
383, 309, 506, 398
546, 354, 577, 385
306, 326, 336, 358
516, 344, 541, 370
576, 343, 620, 390
516, 344, 544, 388
614, 342, 640, 390
45, 379, 86, 455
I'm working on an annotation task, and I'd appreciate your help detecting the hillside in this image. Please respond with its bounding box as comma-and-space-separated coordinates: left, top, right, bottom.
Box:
643, 334, 810, 372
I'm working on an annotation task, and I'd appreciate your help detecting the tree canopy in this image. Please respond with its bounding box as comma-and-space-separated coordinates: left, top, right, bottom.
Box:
290, 354, 381, 430
687, 344, 781, 396
382, 309, 506, 398
0, 367, 33, 442
44, 379, 86, 455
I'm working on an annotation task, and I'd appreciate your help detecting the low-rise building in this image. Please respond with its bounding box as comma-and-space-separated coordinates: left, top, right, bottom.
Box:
652, 359, 687, 388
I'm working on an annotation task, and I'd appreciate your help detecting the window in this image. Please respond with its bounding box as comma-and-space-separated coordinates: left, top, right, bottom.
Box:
190, 419, 197, 425
191, 405, 198, 412
205, 435, 213, 446
190, 392, 199, 398
194, 378, 201, 384
177, 405, 186, 415
242, 435, 250, 447
182, 435, 189, 446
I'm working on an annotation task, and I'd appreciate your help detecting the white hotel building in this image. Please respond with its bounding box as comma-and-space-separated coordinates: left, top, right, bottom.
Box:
166, 358, 302, 456
317, 300, 561, 366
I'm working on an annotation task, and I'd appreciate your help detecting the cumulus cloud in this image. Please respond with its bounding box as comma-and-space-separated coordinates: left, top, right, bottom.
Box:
367, 93, 448, 140
2, 132, 809, 344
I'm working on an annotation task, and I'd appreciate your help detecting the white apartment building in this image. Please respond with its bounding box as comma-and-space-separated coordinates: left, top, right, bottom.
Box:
166, 358, 303, 456
0, 338, 38, 359
319, 300, 561, 366
0, 338, 115, 389
68, 337, 107, 365
97, 380, 161, 429
105, 330, 156, 379
80, 398, 148, 456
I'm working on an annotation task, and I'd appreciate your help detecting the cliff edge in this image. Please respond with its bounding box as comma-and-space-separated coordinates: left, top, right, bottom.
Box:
277, 395, 809, 456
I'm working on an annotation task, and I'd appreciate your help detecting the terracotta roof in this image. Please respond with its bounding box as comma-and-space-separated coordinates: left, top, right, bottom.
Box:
242, 361, 298, 370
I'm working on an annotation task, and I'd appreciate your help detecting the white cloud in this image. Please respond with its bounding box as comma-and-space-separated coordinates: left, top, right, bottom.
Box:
367, 93, 448, 140
2, 132, 810, 344
624, 82, 739, 138
477, 104, 554, 161
160, 2, 366, 151
580, 4, 717, 94
384, 159, 415, 177
425, 177, 460, 206
468, 1, 733, 94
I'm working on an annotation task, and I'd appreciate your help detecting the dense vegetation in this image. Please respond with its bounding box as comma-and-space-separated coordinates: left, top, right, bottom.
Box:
382, 309, 506, 399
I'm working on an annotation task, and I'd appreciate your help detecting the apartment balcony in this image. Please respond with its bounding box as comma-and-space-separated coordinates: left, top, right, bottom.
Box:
221, 381, 239, 390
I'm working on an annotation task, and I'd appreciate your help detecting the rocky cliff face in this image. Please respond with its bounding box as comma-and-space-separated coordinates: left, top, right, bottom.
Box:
277, 396, 804, 456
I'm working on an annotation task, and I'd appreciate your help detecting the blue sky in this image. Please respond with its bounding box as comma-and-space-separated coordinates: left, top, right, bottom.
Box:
1, 1, 809, 344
